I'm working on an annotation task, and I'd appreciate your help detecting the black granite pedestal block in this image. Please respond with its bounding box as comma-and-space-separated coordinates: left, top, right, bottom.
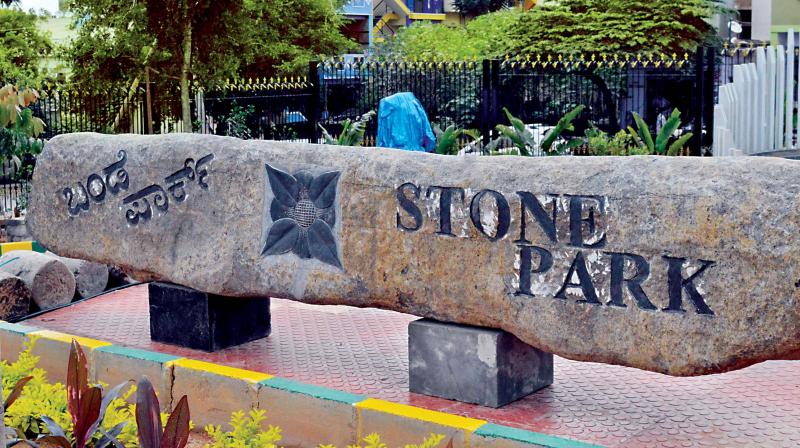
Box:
409, 318, 553, 408
148, 282, 271, 352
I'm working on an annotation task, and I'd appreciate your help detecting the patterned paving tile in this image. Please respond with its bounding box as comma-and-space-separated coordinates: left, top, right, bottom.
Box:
26, 284, 800, 447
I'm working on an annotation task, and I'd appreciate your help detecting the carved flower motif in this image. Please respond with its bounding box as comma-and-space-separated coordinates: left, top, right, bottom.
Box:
262, 164, 342, 268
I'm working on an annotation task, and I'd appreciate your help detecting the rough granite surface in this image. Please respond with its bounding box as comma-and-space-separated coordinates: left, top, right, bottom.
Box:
28, 132, 800, 375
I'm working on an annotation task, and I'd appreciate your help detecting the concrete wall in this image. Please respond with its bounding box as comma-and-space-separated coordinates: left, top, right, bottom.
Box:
773, 0, 800, 26
752, 0, 773, 40
771, 0, 800, 43
735, 0, 800, 43
1, 218, 32, 243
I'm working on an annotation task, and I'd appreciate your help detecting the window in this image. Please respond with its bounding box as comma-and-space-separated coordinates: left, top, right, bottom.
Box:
737, 9, 752, 40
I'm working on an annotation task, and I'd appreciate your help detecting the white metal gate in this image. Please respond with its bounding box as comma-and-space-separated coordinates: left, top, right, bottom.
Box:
714, 30, 800, 156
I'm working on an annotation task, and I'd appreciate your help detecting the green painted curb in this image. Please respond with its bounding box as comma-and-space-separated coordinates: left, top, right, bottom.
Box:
474, 423, 604, 448
31, 241, 46, 253
95, 344, 181, 364
260, 377, 367, 404
0, 321, 39, 334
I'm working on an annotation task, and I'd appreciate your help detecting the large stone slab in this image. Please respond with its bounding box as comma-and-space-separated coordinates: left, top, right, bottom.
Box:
28, 132, 800, 376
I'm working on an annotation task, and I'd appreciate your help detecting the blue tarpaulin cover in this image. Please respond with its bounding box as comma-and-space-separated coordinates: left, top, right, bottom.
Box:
377, 92, 435, 152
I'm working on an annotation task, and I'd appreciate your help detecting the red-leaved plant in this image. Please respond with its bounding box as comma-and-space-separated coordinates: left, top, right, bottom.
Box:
13, 340, 132, 448
135, 377, 190, 448
3, 376, 33, 410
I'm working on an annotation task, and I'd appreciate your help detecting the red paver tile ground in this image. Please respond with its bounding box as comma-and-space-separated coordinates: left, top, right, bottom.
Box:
25, 284, 800, 447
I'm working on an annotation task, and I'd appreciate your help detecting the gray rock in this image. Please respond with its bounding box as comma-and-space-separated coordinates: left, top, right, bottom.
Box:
48, 252, 109, 299
409, 319, 552, 408
2, 218, 31, 241
27, 132, 800, 375
0, 251, 75, 311
0, 271, 31, 320
107, 265, 135, 288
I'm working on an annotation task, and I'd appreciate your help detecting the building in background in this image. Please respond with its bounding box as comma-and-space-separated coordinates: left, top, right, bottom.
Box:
367, 0, 534, 44
371, 0, 449, 44
342, 0, 375, 47
19, 0, 73, 79
729, 0, 800, 44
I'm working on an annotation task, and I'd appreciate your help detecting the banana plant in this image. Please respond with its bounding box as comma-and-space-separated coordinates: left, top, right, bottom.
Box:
630, 109, 693, 156
540, 105, 585, 155
319, 110, 376, 147
432, 124, 480, 155
490, 107, 539, 156
489, 106, 585, 156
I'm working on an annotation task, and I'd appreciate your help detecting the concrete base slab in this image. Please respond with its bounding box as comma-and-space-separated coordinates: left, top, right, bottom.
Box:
409, 319, 553, 408
16, 284, 800, 447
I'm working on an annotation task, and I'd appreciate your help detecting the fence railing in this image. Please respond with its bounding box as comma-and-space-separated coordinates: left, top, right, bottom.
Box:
28, 51, 716, 152
15, 50, 729, 213
714, 32, 800, 156
0, 161, 32, 220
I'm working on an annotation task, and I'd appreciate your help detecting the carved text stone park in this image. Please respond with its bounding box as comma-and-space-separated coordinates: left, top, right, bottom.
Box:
29, 132, 800, 376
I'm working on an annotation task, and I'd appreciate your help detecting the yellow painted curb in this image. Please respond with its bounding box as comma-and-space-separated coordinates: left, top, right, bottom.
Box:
1, 241, 33, 254
169, 358, 273, 383
356, 398, 487, 432
29, 329, 112, 350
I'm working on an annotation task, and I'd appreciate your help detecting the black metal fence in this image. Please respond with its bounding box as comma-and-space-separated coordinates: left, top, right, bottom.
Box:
0, 160, 33, 220
15, 49, 724, 213
492, 50, 715, 150
29, 49, 717, 150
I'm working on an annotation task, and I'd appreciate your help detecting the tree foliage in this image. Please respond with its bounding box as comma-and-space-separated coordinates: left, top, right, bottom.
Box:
452, 0, 510, 16
375, 9, 519, 59
380, 0, 727, 58
65, 0, 357, 90
237, 0, 359, 79
66, 0, 152, 90
0, 8, 52, 82
509, 0, 727, 54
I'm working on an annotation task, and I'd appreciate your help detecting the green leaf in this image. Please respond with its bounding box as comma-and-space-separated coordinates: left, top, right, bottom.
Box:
667, 132, 693, 156
632, 112, 654, 153
541, 105, 584, 152
503, 108, 526, 134
319, 124, 337, 145
627, 125, 643, 148
435, 125, 462, 155
655, 108, 682, 153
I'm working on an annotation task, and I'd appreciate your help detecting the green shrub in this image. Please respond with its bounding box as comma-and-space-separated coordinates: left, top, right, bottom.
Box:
376, 10, 520, 60
223, 102, 256, 139
585, 127, 638, 155
204, 410, 282, 448
321, 433, 446, 448
486, 106, 584, 156
2, 338, 143, 447
5, 338, 449, 448
379, 1, 726, 59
